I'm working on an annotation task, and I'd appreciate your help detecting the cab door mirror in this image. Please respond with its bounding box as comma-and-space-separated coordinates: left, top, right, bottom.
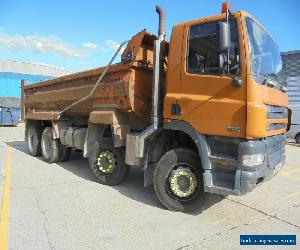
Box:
217, 22, 231, 52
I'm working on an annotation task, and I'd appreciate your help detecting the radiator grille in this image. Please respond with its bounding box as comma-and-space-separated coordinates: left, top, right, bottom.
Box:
266, 105, 288, 131
266, 105, 288, 119
266, 134, 285, 169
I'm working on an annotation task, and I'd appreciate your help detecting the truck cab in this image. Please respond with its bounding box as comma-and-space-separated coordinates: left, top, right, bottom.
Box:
146, 5, 288, 210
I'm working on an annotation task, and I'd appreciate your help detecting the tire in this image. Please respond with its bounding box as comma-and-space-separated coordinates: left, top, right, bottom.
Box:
89, 146, 129, 186
59, 145, 71, 162
26, 126, 42, 157
154, 148, 209, 212
296, 133, 300, 144
41, 127, 61, 163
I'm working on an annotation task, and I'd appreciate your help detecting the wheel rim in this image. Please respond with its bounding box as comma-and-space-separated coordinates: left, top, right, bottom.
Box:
28, 130, 38, 152
96, 150, 117, 174
42, 131, 52, 158
167, 164, 199, 199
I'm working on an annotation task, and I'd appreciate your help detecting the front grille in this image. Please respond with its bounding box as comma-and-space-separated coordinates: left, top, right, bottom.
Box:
266, 105, 288, 131
266, 105, 288, 119
266, 123, 287, 131
265, 134, 285, 169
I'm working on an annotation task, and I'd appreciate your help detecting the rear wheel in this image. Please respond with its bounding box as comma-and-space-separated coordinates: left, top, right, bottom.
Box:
296, 133, 300, 144
26, 126, 42, 156
89, 146, 129, 186
59, 145, 71, 162
154, 148, 209, 212
41, 127, 61, 163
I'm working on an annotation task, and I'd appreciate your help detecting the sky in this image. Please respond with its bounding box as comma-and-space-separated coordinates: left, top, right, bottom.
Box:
1, 0, 300, 72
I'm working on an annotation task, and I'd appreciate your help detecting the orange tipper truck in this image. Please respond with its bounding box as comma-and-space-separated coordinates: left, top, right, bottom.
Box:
22, 3, 290, 212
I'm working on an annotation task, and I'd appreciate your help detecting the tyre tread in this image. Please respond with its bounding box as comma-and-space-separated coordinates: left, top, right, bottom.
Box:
26, 125, 42, 157
154, 148, 209, 212
41, 127, 61, 163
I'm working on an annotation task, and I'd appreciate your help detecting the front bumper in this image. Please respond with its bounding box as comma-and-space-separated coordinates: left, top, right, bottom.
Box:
239, 158, 284, 195
203, 134, 286, 196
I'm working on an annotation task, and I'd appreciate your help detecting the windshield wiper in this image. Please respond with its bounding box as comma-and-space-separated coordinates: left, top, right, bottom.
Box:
251, 73, 286, 92
263, 78, 276, 88
251, 73, 274, 85
281, 85, 287, 92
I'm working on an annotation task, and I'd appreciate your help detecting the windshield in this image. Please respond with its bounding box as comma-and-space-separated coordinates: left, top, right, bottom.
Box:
246, 17, 285, 87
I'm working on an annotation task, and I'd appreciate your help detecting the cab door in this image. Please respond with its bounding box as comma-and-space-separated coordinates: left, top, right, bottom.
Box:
178, 14, 247, 138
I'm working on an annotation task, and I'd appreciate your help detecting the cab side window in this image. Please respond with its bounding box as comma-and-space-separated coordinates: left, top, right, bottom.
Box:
187, 20, 239, 75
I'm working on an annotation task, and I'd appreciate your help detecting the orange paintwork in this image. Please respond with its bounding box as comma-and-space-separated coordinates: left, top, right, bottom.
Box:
164, 11, 288, 139
240, 11, 289, 139
246, 75, 288, 138
165, 12, 247, 138
164, 24, 185, 114
221, 2, 231, 14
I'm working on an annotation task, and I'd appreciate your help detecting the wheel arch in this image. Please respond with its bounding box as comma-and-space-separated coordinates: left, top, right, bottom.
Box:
144, 120, 211, 187
25, 119, 50, 141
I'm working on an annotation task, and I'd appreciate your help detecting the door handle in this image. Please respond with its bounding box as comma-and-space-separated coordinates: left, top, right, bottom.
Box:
171, 103, 181, 116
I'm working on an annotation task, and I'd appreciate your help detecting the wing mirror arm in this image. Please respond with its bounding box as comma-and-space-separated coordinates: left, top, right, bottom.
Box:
217, 21, 231, 74
217, 21, 243, 87
232, 78, 243, 87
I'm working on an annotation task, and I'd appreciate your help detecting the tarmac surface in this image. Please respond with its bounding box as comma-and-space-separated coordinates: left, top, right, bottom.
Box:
0, 124, 299, 249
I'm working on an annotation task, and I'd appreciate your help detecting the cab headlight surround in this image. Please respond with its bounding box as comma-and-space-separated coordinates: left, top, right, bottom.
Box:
242, 153, 265, 167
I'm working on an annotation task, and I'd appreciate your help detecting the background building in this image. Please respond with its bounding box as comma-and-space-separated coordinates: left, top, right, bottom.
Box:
0, 59, 71, 125
282, 50, 300, 142
0, 59, 71, 98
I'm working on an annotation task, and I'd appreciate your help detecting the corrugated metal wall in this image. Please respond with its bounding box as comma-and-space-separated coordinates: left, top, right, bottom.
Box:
0, 72, 52, 98
0, 60, 71, 77
0, 60, 71, 99
282, 51, 300, 125
282, 51, 300, 105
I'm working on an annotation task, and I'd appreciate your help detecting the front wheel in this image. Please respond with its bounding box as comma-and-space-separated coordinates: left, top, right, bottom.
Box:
89, 146, 129, 186
154, 148, 209, 212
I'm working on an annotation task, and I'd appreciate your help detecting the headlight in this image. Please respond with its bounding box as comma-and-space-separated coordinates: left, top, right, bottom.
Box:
242, 153, 265, 167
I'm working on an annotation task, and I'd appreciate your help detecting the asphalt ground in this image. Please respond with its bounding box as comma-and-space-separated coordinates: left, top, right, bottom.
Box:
0, 124, 299, 249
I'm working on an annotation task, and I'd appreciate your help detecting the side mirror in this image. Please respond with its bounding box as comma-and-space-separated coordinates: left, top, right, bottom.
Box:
217, 22, 231, 52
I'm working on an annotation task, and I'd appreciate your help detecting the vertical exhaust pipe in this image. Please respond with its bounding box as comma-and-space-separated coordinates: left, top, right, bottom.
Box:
126, 5, 167, 162
156, 5, 166, 38
152, 5, 165, 129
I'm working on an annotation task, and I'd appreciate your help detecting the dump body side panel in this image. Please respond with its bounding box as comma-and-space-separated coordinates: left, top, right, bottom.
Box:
23, 31, 160, 129
24, 65, 133, 117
